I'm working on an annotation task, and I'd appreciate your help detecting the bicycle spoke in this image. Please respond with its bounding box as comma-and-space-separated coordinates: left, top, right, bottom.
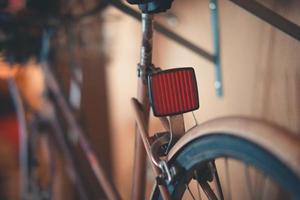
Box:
194, 171, 202, 200
185, 184, 196, 200
197, 182, 202, 200
224, 158, 232, 200
258, 175, 268, 200
244, 164, 255, 200
199, 181, 218, 200
253, 167, 269, 200
210, 161, 224, 200
254, 167, 260, 199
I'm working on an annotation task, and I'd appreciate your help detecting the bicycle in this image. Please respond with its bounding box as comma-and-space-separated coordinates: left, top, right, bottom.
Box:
2, 0, 300, 200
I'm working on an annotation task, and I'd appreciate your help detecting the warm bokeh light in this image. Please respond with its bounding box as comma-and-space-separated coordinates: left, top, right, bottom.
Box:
0, 58, 45, 112
0, 59, 16, 79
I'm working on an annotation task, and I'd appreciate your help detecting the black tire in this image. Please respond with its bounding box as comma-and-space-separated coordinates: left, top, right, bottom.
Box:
151, 134, 300, 200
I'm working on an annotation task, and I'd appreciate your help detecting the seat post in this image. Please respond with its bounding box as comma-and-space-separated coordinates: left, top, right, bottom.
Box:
140, 13, 154, 67
131, 13, 154, 200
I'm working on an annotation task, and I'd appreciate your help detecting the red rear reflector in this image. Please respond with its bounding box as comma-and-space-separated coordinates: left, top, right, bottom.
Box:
148, 68, 199, 117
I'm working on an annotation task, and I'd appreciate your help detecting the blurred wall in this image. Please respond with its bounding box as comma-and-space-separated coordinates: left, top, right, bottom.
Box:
103, 0, 300, 199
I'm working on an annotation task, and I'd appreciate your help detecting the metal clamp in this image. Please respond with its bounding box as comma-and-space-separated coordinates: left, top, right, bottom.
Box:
158, 160, 176, 183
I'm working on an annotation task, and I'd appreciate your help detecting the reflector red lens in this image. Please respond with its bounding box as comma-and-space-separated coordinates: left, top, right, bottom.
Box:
148, 68, 199, 117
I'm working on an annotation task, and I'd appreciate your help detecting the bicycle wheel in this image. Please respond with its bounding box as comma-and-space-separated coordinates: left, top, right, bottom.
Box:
151, 117, 300, 200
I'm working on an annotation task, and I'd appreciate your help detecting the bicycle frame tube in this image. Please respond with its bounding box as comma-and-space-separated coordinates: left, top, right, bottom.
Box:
131, 13, 154, 200
44, 65, 121, 200
8, 78, 29, 200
